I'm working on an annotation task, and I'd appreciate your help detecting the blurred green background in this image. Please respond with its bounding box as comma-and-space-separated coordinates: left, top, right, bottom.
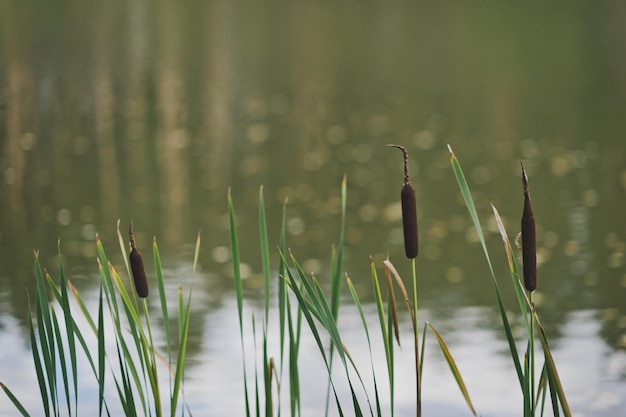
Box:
1, 1, 625, 415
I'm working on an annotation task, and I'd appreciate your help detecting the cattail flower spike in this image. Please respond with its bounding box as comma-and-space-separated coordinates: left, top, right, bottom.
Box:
129, 220, 149, 298
388, 144, 419, 259
520, 162, 537, 292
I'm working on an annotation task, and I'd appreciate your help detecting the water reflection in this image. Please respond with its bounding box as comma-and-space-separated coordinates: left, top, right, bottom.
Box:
1, 1, 626, 415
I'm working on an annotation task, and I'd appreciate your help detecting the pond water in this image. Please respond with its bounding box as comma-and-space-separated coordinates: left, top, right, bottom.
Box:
1, 2, 625, 416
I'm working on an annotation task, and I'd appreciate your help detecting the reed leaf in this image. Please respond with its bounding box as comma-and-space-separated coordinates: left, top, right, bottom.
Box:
448, 145, 524, 387
425, 323, 476, 416
369, 259, 394, 417
280, 251, 345, 416
57, 243, 78, 415
346, 275, 383, 417
228, 189, 252, 417
1, 382, 31, 417
153, 238, 171, 367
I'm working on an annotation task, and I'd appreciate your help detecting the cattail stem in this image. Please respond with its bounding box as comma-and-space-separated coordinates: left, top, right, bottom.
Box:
129, 220, 149, 298
520, 162, 536, 292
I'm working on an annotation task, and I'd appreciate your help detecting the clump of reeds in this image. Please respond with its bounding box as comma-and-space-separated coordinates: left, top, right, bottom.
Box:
0, 221, 198, 416
449, 145, 571, 417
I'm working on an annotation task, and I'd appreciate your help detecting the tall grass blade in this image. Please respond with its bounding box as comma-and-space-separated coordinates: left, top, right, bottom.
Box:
97, 285, 106, 417
57, 243, 78, 415
259, 186, 273, 417
228, 189, 252, 417
448, 145, 524, 387
34, 253, 58, 416
326, 175, 347, 416
532, 313, 572, 417
280, 251, 345, 415
370, 259, 394, 417
153, 238, 172, 389
346, 276, 383, 417
28, 296, 50, 417
491, 205, 531, 333
49, 300, 71, 417
383, 259, 420, 416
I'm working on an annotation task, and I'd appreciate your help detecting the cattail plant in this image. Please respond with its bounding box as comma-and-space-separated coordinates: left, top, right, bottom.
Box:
388, 144, 421, 417
520, 162, 536, 292
388, 144, 419, 259
129, 220, 149, 298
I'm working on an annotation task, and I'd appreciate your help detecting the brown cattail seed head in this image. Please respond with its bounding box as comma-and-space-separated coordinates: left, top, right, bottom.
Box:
129, 221, 149, 298
389, 144, 419, 259
520, 163, 536, 292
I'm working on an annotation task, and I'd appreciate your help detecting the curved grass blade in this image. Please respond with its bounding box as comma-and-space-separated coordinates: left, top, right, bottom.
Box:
532, 313, 572, 417
347, 276, 383, 417
1, 383, 31, 417
153, 238, 172, 387
491, 205, 531, 333
425, 323, 476, 416
448, 145, 523, 387
370, 259, 394, 417
279, 251, 345, 416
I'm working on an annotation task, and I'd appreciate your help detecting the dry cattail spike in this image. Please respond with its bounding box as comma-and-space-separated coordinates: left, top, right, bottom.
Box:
388, 144, 419, 259
520, 162, 536, 292
129, 220, 149, 298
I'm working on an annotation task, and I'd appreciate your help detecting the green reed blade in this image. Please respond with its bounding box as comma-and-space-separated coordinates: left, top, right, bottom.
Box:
97, 286, 106, 417
228, 190, 251, 417
492, 205, 531, 332
1, 383, 31, 417
532, 313, 572, 417
34, 253, 58, 416
448, 145, 524, 387
286, 293, 301, 417
171, 286, 191, 417
286, 250, 368, 416
49, 304, 73, 417
331, 174, 347, 320
153, 238, 172, 383
97, 237, 122, 326
314, 277, 372, 407
28, 299, 50, 417
193, 230, 201, 275
310, 277, 370, 416
347, 276, 383, 417
426, 323, 477, 416
280, 251, 344, 415
259, 186, 271, 320
325, 176, 347, 415
278, 198, 288, 378
67, 280, 98, 334
57, 244, 78, 414
370, 259, 394, 417
258, 186, 273, 417
117, 220, 131, 279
